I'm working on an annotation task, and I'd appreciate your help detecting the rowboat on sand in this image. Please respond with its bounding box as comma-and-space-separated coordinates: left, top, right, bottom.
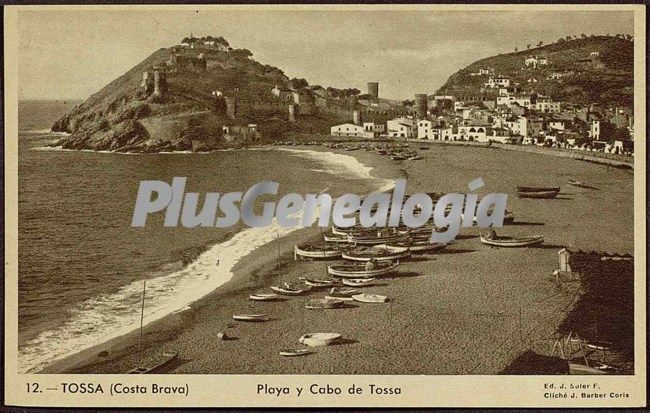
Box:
127, 351, 179, 374
271, 283, 310, 296
232, 314, 269, 322
479, 235, 544, 247
322, 233, 350, 243
298, 277, 336, 288
299, 333, 342, 347
304, 298, 347, 309
294, 243, 346, 259
327, 261, 399, 278
352, 293, 389, 303
279, 349, 314, 357
249, 292, 282, 301
341, 278, 376, 287
517, 186, 560, 199
347, 231, 409, 245
342, 246, 411, 262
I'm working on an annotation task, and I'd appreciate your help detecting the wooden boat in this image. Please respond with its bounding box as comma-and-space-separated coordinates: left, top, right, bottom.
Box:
304, 298, 347, 309
517, 185, 561, 192
390, 240, 448, 253
517, 185, 560, 199
342, 247, 411, 262
294, 243, 346, 259
569, 363, 608, 375
271, 283, 309, 296
323, 233, 350, 243
369, 244, 410, 254
347, 231, 409, 245
517, 189, 560, 199
327, 287, 358, 297
127, 351, 179, 374
279, 348, 314, 357
341, 278, 376, 287
331, 226, 373, 236
299, 277, 336, 288
327, 262, 399, 278
568, 180, 595, 189
232, 314, 269, 322
352, 293, 389, 303
249, 292, 282, 301
480, 235, 544, 247
299, 333, 342, 347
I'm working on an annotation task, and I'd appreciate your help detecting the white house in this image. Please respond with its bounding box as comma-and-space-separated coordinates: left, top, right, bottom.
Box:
534, 99, 561, 113
485, 77, 511, 88
331, 123, 366, 137
590, 120, 601, 140
417, 120, 433, 139
363, 122, 385, 138
387, 118, 416, 138
458, 125, 487, 142
524, 57, 538, 68
479, 69, 490, 75
548, 120, 566, 131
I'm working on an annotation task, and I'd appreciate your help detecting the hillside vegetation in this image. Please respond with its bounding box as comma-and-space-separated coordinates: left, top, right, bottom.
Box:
50, 42, 352, 152
436, 35, 633, 107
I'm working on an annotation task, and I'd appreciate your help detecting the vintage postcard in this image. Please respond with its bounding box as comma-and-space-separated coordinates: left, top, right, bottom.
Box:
3, 4, 646, 408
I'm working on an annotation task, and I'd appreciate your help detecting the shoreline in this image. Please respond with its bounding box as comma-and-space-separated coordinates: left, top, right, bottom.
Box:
36, 142, 633, 374
37, 145, 402, 374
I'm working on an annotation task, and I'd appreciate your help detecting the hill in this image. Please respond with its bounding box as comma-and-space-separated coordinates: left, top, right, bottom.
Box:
435, 35, 633, 107
50, 39, 359, 152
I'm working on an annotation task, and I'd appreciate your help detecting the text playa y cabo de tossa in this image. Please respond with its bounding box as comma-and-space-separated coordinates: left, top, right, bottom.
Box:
131, 177, 508, 242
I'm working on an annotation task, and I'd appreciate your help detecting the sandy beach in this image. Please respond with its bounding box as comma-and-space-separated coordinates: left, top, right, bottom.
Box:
40, 142, 634, 375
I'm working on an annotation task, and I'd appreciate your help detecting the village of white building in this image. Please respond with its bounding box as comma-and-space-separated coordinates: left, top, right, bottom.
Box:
329, 67, 634, 156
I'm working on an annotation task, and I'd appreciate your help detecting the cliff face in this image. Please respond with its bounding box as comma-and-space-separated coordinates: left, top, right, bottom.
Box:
436, 36, 634, 107
51, 43, 352, 152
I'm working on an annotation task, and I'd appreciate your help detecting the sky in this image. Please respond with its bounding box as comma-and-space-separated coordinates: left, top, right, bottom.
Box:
16, 7, 635, 101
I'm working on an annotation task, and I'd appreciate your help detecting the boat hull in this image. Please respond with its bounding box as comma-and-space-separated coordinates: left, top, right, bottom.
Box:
479, 235, 543, 247
327, 263, 398, 278
342, 250, 411, 262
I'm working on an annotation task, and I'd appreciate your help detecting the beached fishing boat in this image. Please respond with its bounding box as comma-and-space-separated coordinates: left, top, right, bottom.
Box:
389, 240, 448, 253
322, 233, 350, 243
232, 314, 269, 322
327, 261, 399, 278
341, 278, 376, 287
517, 189, 561, 199
127, 351, 179, 374
331, 226, 373, 236
299, 333, 342, 347
299, 277, 336, 288
305, 298, 347, 309
568, 180, 594, 189
294, 243, 346, 259
352, 293, 389, 303
279, 349, 314, 357
517, 185, 561, 199
271, 283, 309, 296
479, 235, 544, 247
347, 231, 409, 245
249, 292, 282, 301
342, 246, 411, 262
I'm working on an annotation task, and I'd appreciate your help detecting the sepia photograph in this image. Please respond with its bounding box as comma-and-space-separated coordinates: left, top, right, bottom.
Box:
4, 4, 646, 408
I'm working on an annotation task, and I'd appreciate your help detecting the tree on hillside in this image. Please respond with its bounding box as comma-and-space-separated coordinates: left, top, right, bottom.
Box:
231, 48, 253, 58
514, 47, 519, 52
537, 41, 544, 47
557, 38, 566, 43
527, 44, 531, 49
581, 33, 587, 38
565, 35, 572, 41
290, 78, 309, 89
